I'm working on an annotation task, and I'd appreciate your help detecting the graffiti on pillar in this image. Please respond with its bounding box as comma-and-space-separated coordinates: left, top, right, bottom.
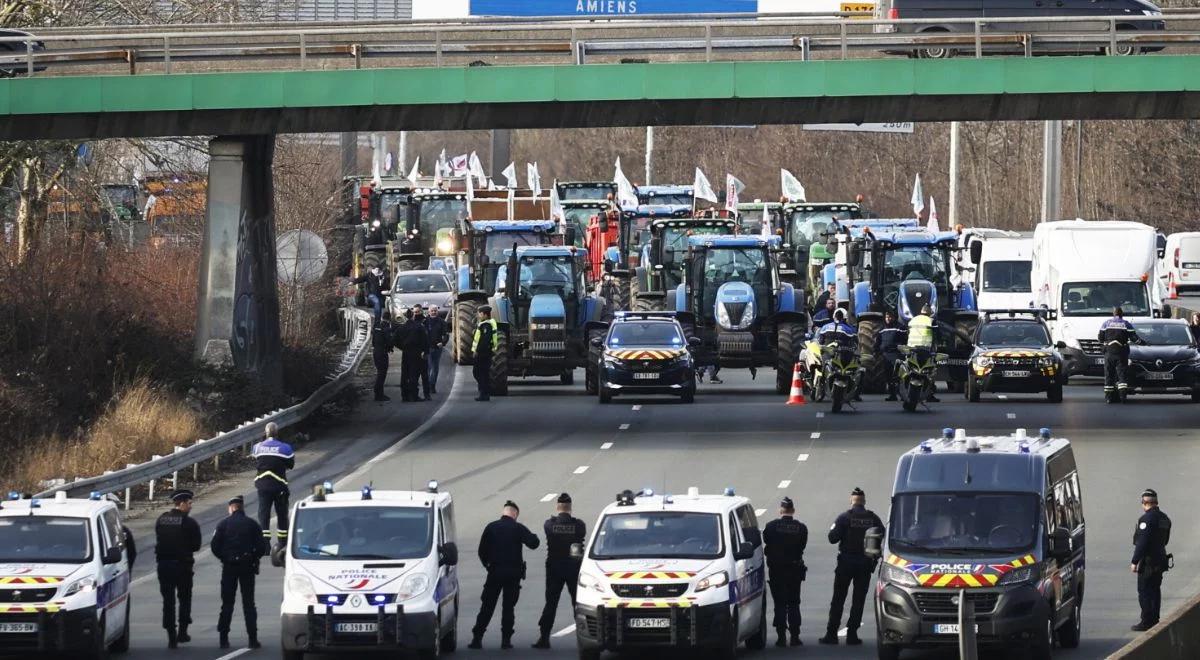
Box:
230, 136, 282, 382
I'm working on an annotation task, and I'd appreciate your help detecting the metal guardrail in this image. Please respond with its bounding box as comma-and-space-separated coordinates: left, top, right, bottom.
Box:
34, 307, 373, 504
0, 13, 1194, 76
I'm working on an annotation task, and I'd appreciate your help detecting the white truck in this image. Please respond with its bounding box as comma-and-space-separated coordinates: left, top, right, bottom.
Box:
1159, 231, 1200, 295
960, 230, 1034, 311
1033, 220, 1164, 377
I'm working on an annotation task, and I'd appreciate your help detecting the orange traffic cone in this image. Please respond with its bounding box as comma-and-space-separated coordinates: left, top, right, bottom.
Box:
786, 361, 807, 405
1168, 272, 1180, 300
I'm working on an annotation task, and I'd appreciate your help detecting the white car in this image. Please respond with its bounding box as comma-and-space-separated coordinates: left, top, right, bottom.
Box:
574, 488, 767, 660
280, 482, 459, 660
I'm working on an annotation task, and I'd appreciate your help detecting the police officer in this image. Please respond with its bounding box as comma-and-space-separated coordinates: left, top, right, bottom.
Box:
1100, 306, 1139, 403
764, 496, 808, 647
906, 305, 939, 402
211, 495, 268, 650
472, 305, 500, 401
401, 305, 430, 402
1131, 488, 1172, 631
533, 493, 586, 650
818, 308, 857, 347
470, 500, 540, 650
877, 310, 908, 401
372, 317, 395, 402
251, 422, 294, 551
155, 489, 202, 648
820, 487, 884, 646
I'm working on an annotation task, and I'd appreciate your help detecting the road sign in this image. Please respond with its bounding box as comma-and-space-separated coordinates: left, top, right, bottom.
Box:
803, 122, 915, 134
276, 229, 328, 286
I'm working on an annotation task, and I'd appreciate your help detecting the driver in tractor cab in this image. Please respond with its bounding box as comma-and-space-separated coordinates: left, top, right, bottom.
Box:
905, 304, 940, 402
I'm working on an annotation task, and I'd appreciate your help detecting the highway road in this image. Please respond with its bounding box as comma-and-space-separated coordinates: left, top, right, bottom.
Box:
116, 367, 1200, 660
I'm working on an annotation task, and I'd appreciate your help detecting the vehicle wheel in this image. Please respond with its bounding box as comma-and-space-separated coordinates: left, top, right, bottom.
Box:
611, 277, 632, 312
746, 595, 768, 650
1057, 599, 1082, 649
397, 257, 423, 272
776, 321, 803, 395
832, 384, 845, 413
681, 384, 695, 403
418, 620, 442, 660
85, 613, 109, 660
633, 294, 661, 312
490, 333, 509, 396
1031, 613, 1054, 660
453, 298, 481, 366
902, 385, 919, 412
716, 608, 739, 660
916, 28, 957, 59
577, 647, 601, 660
108, 602, 130, 653
876, 641, 902, 660
1106, 24, 1140, 56
599, 382, 612, 404
857, 317, 888, 393
967, 377, 981, 402
586, 328, 604, 395
560, 369, 575, 386
1048, 384, 1064, 403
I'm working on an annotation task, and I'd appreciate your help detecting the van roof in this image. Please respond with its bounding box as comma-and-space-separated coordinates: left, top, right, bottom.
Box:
0, 497, 115, 519
893, 429, 1071, 495
599, 491, 750, 516
298, 490, 451, 509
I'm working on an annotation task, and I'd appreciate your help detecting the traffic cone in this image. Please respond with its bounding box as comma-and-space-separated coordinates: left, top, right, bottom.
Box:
1168, 272, 1179, 300
786, 361, 807, 405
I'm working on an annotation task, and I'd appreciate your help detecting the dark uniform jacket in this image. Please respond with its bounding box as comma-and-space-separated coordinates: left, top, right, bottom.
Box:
252, 438, 295, 491
877, 323, 907, 356
478, 516, 540, 578
1099, 317, 1138, 355
425, 315, 450, 348
351, 272, 385, 299
763, 516, 808, 573
155, 509, 202, 562
829, 505, 884, 556
211, 510, 268, 566
373, 322, 394, 354
1132, 507, 1172, 571
543, 513, 586, 565
400, 318, 430, 355
474, 320, 499, 360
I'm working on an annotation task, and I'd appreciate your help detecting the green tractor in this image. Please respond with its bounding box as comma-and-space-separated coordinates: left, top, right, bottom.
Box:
632, 217, 737, 312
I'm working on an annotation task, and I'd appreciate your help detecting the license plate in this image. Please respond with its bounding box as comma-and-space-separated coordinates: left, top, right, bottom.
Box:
1144, 371, 1174, 381
933, 623, 978, 635
1094, 358, 1106, 365
1182, 263, 1200, 269
1002, 370, 1031, 378
0, 622, 37, 633
335, 622, 378, 634
628, 617, 671, 629
633, 372, 658, 380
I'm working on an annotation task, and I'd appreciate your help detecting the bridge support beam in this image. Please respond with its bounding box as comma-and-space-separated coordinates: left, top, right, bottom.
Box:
194, 135, 282, 387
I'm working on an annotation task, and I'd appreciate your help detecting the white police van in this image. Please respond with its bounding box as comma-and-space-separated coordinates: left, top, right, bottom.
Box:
573, 487, 767, 660
0, 492, 132, 659
280, 481, 459, 660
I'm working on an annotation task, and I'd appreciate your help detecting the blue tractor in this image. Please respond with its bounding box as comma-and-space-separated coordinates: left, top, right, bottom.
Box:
489, 245, 606, 394
669, 235, 809, 393
633, 216, 737, 312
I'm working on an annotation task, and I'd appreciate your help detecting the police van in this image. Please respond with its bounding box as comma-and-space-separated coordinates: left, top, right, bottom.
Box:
573, 487, 766, 660
873, 428, 1085, 660
0, 492, 133, 659
280, 482, 459, 660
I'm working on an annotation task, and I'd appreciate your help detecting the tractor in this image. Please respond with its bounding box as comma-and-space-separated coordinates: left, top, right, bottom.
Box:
777, 202, 865, 294
393, 189, 470, 272
636, 184, 694, 206
556, 180, 618, 203
596, 204, 692, 312
632, 217, 737, 312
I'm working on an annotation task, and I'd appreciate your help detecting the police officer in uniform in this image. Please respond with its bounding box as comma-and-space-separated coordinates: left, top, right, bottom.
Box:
400, 306, 430, 402
1100, 306, 1139, 403
251, 422, 294, 551
906, 305, 940, 402
211, 495, 268, 649
763, 496, 808, 647
533, 493, 586, 650
1131, 488, 1172, 631
372, 317, 395, 402
820, 487, 884, 646
470, 500, 540, 649
472, 305, 500, 401
155, 489, 202, 648
878, 310, 907, 401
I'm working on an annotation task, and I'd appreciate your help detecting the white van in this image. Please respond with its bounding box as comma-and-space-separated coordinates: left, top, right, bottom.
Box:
962, 232, 1034, 311
280, 482, 459, 660
0, 492, 132, 659
1161, 232, 1200, 294
573, 488, 767, 660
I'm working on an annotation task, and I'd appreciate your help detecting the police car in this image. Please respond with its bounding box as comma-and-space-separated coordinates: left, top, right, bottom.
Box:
967, 310, 1067, 403
573, 487, 766, 660
0, 492, 133, 659
280, 482, 459, 660
592, 312, 699, 403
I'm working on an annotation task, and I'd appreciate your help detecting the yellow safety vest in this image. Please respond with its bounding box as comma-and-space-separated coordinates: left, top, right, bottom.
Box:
907, 314, 934, 349
472, 318, 500, 353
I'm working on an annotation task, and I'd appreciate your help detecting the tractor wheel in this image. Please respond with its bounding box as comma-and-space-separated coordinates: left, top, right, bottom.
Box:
397, 257, 422, 272
776, 322, 802, 395
611, 277, 632, 312
858, 317, 888, 394
633, 294, 661, 312
490, 332, 509, 396
586, 328, 604, 395
453, 299, 481, 366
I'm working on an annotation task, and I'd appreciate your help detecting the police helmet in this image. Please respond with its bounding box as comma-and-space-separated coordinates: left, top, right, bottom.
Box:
833, 308, 847, 323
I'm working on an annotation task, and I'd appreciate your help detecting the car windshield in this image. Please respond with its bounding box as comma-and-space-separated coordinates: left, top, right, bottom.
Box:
416, 198, 466, 235
559, 185, 612, 201
591, 512, 722, 559
293, 506, 434, 561
1134, 322, 1193, 346
889, 492, 1039, 555
1061, 282, 1149, 317
608, 322, 685, 348
981, 261, 1032, 293
638, 192, 692, 206
0, 516, 91, 563
484, 232, 546, 264
978, 321, 1050, 347
393, 273, 450, 293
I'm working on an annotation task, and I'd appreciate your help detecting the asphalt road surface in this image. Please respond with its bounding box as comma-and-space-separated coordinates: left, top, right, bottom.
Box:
118, 367, 1200, 660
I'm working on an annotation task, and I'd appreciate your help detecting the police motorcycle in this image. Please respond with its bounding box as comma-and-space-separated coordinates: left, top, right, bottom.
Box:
800, 319, 863, 413
895, 345, 946, 412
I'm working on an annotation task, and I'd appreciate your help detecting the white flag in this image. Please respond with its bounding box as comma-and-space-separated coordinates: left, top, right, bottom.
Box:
384, 152, 394, 174
527, 162, 542, 198
407, 157, 421, 185
451, 153, 469, 176
613, 157, 639, 208
725, 174, 745, 214
761, 203, 772, 238
143, 193, 158, 218
927, 196, 939, 232
371, 136, 382, 187
911, 173, 925, 218
781, 169, 806, 203
693, 168, 718, 204
468, 152, 487, 187
550, 185, 565, 223
501, 162, 518, 189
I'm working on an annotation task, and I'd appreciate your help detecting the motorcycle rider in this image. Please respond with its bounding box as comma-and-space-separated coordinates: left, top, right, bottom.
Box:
816, 309, 863, 401
905, 304, 939, 403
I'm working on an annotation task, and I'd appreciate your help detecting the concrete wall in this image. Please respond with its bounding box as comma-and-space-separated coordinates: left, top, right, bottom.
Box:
1109, 589, 1200, 660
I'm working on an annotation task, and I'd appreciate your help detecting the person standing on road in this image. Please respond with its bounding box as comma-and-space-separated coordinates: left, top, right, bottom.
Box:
764, 496, 808, 647
371, 317, 395, 402
533, 493, 586, 650
425, 305, 449, 395
211, 495, 268, 650
472, 305, 500, 401
1131, 488, 1172, 631
1099, 306, 1139, 403
155, 489, 202, 649
400, 306, 430, 402
820, 487, 884, 647
470, 500, 540, 650
251, 422, 294, 552
878, 310, 907, 401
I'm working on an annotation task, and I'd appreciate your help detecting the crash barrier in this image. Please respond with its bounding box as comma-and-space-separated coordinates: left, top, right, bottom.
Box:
33, 307, 373, 505
1167, 300, 1200, 321
1109, 588, 1200, 660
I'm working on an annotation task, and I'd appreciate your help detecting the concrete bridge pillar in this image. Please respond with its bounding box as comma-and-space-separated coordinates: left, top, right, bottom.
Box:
194, 135, 282, 386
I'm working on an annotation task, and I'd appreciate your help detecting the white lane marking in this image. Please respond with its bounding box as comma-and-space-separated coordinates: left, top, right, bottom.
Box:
998, 394, 1008, 400
574, 465, 590, 474
619, 423, 630, 430
553, 624, 577, 637
601, 442, 614, 450
631, 405, 642, 411
810, 432, 821, 439
777, 480, 791, 489
541, 493, 558, 503
755, 509, 766, 517
797, 454, 810, 462
1007, 413, 1017, 419
816, 412, 825, 418
214, 649, 252, 660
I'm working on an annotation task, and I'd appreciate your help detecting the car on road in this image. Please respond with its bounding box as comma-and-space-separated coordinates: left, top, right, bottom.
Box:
591, 311, 698, 403
574, 487, 767, 660
966, 309, 1067, 402
1159, 231, 1200, 294
388, 269, 453, 319
1127, 319, 1200, 401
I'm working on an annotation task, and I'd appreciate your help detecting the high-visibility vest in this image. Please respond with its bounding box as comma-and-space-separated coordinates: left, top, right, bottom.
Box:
907, 315, 934, 348
472, 318, 500, 353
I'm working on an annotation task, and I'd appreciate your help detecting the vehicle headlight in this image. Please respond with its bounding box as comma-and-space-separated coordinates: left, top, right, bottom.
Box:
602, 353, 621, 366
397, 573, 430, 601
716, 302, 732, 327
437, 238, 455, 254
694, 570, 729, 593
997, 565, 1036, 586
974, 356, 993, 369
1037, 356, 1056, 368
287, 575, 318, 605
882, 564, 918, 587
578, 571, 607, 595
61, 576, 96, 597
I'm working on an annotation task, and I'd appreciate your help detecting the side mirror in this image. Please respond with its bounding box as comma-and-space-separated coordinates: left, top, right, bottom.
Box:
687, 336, 702, 347
864, 527, 884, 559
102, 547, 122, 565
590, 337, 604, 348
969, 241, 983, 265
734, 541, 755, 561
564, 226, 577, 247
440, 542, 459, 567
1049, 527, 1071, 560
1055, 341, 1067, 350
569, 542, 585, 560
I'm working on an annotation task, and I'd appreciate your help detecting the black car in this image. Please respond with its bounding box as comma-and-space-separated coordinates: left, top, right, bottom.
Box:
1127, 320, 1200, 401
966, 310, 1067, 402
594, 312, 697, 403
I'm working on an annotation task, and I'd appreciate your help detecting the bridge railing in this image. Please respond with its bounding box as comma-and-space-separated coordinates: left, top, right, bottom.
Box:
1, 13, 1198, 76
33, 307, 373, 505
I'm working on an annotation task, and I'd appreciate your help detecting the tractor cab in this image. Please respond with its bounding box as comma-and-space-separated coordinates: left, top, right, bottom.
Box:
397, 190, 469, 270
687, 236, 780, 331
463, 220, 561, 296
556, 180, 617, 203
636, 218, 736, 308
636, 184, 694, 207
780, 202, 864, 288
